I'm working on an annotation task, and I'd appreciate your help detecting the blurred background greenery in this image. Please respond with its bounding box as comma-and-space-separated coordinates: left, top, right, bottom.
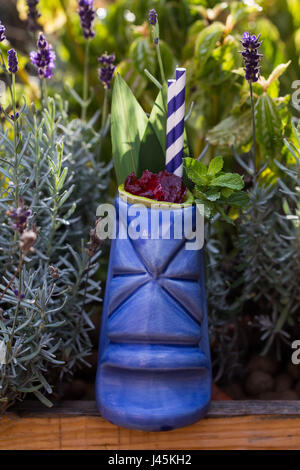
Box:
1, 0, 300, 168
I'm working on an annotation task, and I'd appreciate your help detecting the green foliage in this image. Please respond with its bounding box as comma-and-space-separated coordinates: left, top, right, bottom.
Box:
215, 123, 300, 360
195, 22, 225, 70
7, 1, 296, 168
111, 73, 148, 184
207, 111, 252, 148
129, 37, 155, 75
255, 94, 283, 154
184, 156, 248, 222
111, 74, 166, 184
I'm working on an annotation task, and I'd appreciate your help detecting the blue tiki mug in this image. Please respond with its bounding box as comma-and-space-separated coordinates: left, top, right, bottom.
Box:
96, 191, 212, 431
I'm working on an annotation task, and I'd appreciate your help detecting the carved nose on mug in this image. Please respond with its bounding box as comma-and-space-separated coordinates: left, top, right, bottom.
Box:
150, 270, 159, 280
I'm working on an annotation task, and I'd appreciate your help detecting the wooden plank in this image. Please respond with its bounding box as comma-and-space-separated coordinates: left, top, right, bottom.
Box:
1, 413, 300, 450
0, 415, 62, 450
0, 401, 300, 450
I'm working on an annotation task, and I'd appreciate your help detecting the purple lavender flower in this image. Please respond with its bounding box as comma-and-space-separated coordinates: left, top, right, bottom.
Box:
26, 0, 41, 32
8, 49, 18, 74
30, 33, 56, 79
78, 0, 96, 40
6, 203, 31, 234
240, 32, 262, 83
10, 112, 20, 121
98, 53, 115, 65
0, 21, 6, 42
14, 290, 25, 300
148, 8, 157, 26
98, 53, 115, 89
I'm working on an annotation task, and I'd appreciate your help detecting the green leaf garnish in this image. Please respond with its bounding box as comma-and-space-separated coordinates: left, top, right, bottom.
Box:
207, 156, 224, 176
183, 156, 248, 223
210, 173, 244, 190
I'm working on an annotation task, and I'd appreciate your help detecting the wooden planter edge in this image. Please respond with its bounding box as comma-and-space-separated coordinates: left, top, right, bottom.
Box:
1, 400, 300, 450
7, 399, 300, 417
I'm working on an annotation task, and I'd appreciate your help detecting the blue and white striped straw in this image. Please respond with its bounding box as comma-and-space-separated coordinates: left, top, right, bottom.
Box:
166, 79, 176, 171
166, 68, 186, 177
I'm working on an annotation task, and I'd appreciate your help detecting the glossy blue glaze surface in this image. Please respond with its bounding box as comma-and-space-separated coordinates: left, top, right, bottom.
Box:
96, 197, 212, 431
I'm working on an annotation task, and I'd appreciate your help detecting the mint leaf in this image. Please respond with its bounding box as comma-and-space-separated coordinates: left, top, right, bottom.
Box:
193, 187, 206, 200
221, 187, 233, 198
210, 173, 244, 190
207, 156, 223, 176
206, 188, 221, 201
184, 157, 208, 185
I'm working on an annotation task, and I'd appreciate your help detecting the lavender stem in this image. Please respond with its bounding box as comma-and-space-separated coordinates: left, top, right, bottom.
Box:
82, 40, 90, 121
12, 74, 19, 206
249, 82, 256, 177
156, 41, 165, 85
42, 77, 48, 108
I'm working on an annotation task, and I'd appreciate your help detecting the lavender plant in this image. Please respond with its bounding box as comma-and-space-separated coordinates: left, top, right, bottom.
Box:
30, 33, 56, 80
206, 31, 292, 376
233, 128, 300, 358
26, 0, 41, 32
78, 0, 96, 40
148, 8, 165, 84
229, 33, 296, 357
7, 49, 18, 75
239, 32, 262, 171
0, 27, 110, 412
144, 9, 166, 91
241, 125, 300, 355
98, 53, 116, 140
77, 0, 96, 121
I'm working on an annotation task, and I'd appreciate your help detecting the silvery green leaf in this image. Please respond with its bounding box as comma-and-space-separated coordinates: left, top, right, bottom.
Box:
57, 167, 68, 191
0, 340, 7, 365
65, 83, 84, 106
0, 91, 107, 410
33, 391, 53, 408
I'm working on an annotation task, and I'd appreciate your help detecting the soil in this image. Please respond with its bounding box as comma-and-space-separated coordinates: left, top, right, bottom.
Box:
222, 355, 300, 400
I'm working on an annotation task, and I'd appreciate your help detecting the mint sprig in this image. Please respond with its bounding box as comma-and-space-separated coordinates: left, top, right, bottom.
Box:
184, 156, 249, 223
